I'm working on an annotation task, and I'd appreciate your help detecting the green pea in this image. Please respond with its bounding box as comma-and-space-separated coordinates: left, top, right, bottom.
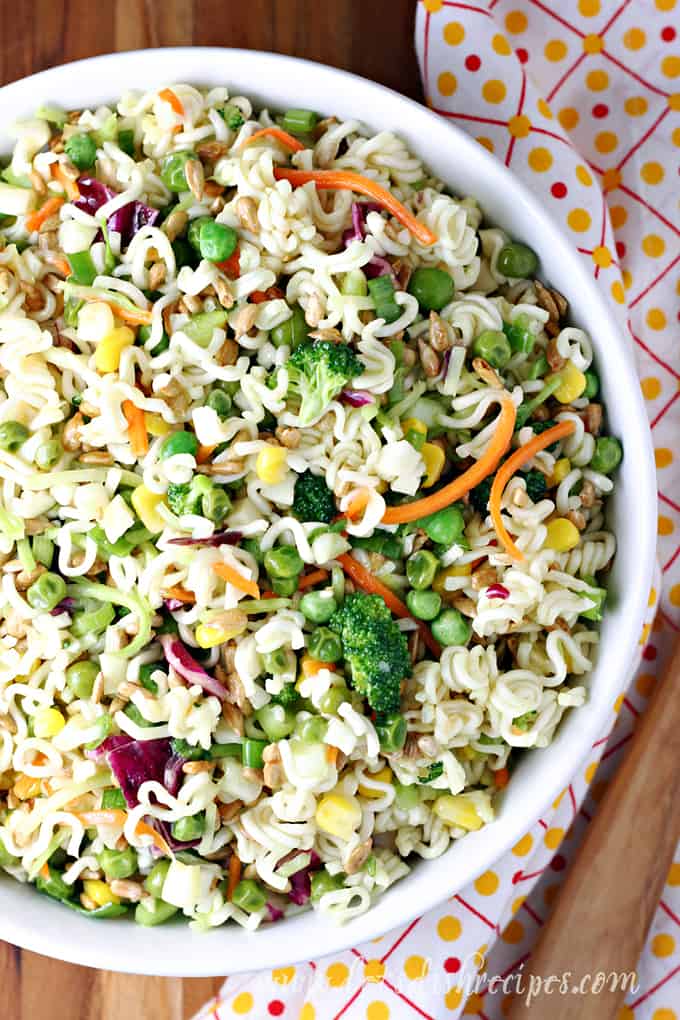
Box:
144, 859, 171, 898
135, 898, 178, 926
34, 439, 62, 470
416, 505, 465, 545
319, 686, 350, 715
65, 660, 99, 699
0, 835, 19, 868
584, 370, 600, 399
471, 329, 512, 370
26, 571, 66, 611
198, 221, 238, 263
255, 703, 296, 741
307, 627, 342, 663
375, 713, 407, 752
406, 589, 442, 621
242, 738, 267, 769
231, 878, 266, 912
159, 430, 199, 460
98, 846, 137, 880
408, 267, 455, 312
341, 269, 368, 296
206, 388, 232, 419
202, 487, 231, 524
36, 865, 71, 902
310, 868, 344, 903
160, 150, 198, 192
589, 436, 622, 474
271, 305, 309, 349
271, 576, 299, 596
264, 544, 304, 579
496, 242, 539, 279
296, 716, 328, 743
431, 607, 471, 647
393, 781, 420, 811
0, 421, 29, 452
64, 133, 97, 170
262, 647, 291, 675
171, 813, 205, 842
299, 589, 337, 624
406, 550, 439, 591
187, 215, 213, 251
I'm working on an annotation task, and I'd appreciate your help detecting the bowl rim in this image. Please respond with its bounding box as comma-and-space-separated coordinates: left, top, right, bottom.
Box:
0, 46, 657, 977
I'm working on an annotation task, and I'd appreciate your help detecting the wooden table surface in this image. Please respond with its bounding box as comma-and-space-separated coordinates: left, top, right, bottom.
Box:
0, 2, 420, 1017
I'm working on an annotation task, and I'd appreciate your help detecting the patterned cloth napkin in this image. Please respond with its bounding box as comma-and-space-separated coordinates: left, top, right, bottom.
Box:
196, 2, 680, 1016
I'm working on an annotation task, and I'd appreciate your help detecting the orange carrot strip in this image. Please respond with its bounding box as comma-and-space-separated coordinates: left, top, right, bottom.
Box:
196, 444, 216, 464
51, 163, 80, 201
494, 768, 510, 789
25, 196, 64, 234
77, 292, 154, 325
159, 87, 185, 116
489, 418, 576, 561
163, 585, 196, 604
242, 127, 305, 153
326, 745, 339, 765
297, 569, 329, 591
122, 400, 149, 457
301, 656, 327, 677
39, 861, 50, 879
73, 810, 170, 854
216, 248, 240, 279
273, 168, 437, 247
345, 488, 370, 522
212, 561, 260, 599
381, 396, 517, 525
227, 854, 242, 900
338, 553, 441, 657
50, 255, 72, 277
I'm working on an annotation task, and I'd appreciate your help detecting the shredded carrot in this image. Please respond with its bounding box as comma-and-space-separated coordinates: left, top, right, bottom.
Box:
326, 745, 339, 765
159, 87, 185, 117
242, 127, 305, 153
34, 752, 48, 766
494, 768, 510, 789
196, 444, 216, 464
249, 286, 285, 304
39, 861, 50, 880
345, 488, 370, 522
50, 255, 72, 277
381, 395, 517, 525
73, 810, 170, 855
273, 168, 437, 247
163, 585, 196, 604
261, 590, 277, 599
25, 196, 64, 234
216, 248, 240, 279
227, 853, 242, 900
77, 292, 154, 325
212, 561, 260, 599
301, 656, 327, 677
51, 163, 80, 201
489, 418, 576, 561
122, 399, 148, 457
338, 553, 441, 657
297, 569, 329, 591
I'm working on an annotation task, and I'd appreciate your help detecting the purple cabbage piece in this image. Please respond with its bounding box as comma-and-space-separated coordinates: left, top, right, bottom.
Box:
167, 530, 242, 548
159, 633, 228, 701
343, 201, 397, 282
340, 389, 375, 408
266, 902, 285, 923
74, 175, 160, 247
163, 752, 186, 797
163, 597, 187, 612
107, 736, 174, 808
281, 849, 321, 905
84, 733, 133, 763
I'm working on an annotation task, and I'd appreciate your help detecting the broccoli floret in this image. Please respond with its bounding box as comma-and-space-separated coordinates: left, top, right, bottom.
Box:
418, 761, 444, 784
524, 469, 547, 503
329, 592, 411, 715
167, 475, 231, 523
286, 340, 363, 426
293, 470, 336, 523
470, 476, 494, 515
269, 682, 300, 708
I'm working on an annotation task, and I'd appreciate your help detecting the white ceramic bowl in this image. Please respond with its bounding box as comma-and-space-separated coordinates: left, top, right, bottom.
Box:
0, 48, 657, 976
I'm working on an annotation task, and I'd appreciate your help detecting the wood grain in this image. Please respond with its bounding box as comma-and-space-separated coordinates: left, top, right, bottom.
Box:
508, 637, 680, 1019
0, 2, 419, 1017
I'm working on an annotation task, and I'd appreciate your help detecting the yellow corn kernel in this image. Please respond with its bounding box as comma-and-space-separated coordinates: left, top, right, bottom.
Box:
543, 517, 580, 552
255, 444, 287, 485
402, 417, 427, 439
433, 563, 471, 597
195, 613, 247, 649
95, 326, 135, 373
358, 766, 393, 799
33, 707, 66, 739
550, 457, 571, 486
145, 412, 172, 438
550, 361, 586, 404
77, 301, 115, 342
13, 773, 42, 800
131, 484, 166, 533
315, 793, 362, 840
433, 794, 484, 831
82, 879, 120, 909
421, 442, 445, 488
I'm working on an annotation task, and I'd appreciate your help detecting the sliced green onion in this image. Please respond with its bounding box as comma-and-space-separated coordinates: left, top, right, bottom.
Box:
16, 538, 36, 572
368, 275, 401, 324
67, 581, 152, 658
68, 250, 98, 286
281, 108, 318, 135
0, 506, 24, 541
32, 534, 54, 568
242, 738, 267, 769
